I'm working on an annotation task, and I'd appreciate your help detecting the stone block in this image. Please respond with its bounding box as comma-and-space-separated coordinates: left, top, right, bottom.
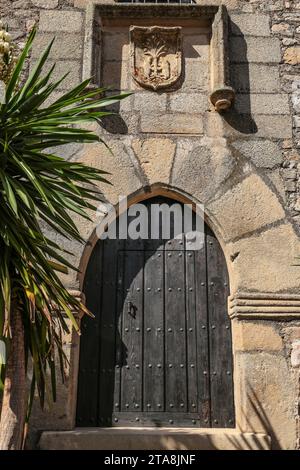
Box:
73, 138, 143, 208
234, 94, 290, 115
291, 341, 300, 367
228, 223, 300, 293
272, 22, 294, 36
254, 115, 292, 139
235, 351, 297, 449
169, 93, 210, 114
38, 428, 270, 450
231, 64, 280, 93
268, 169, 286, 200
30, 60, 82, 90
32, 33, 83, 60
39, 10, 83, 33
284, 47, 300, 65
208, 174, 285, 241
282, 326, 300, 342
283, 168, 297, 179
231, 140, 282, 168
181, 60, 210, 93
233, 322, 283, 351
132, 138, 176, 185
31, 0, 58, 7
102, 61, 129, 90
134, 92, 167, 113
182, 34, 210, 63
230, 14, 270, 37
172, 138, 236, 203
140, 114, 204, 135
230, 37, 281, 63
103, 33, 129, 61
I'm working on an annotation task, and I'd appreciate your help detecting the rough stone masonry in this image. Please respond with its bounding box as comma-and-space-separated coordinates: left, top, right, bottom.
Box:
1, 0, 300, 226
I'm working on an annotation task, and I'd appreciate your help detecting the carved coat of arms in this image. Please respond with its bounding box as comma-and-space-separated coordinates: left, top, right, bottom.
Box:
130, 26, 182, 91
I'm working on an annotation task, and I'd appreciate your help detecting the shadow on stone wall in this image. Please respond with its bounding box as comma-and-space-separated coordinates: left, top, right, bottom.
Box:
224, 21, 257, 135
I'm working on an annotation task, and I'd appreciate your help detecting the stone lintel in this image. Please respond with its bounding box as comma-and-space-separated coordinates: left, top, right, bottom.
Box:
229, 292, 300, 320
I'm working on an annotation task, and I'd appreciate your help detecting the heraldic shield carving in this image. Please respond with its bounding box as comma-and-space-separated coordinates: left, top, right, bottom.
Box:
130, 26, 182, 91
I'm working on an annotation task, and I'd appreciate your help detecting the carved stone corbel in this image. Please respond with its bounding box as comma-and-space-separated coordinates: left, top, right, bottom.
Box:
210, 5, 235, 112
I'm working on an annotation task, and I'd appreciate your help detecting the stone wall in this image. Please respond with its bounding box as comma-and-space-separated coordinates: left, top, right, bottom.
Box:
1, 0, 300, 451
1, 0, 300, 227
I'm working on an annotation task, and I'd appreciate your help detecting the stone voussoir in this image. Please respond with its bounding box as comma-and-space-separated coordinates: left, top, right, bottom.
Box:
208, 173, 285, 241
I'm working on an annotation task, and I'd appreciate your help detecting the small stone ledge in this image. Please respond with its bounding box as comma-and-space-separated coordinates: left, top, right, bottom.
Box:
229, 292, 300, 320
38, 427, 271, 450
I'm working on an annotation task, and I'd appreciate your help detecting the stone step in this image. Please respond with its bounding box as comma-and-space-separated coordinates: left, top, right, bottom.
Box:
39, 427, 271, 450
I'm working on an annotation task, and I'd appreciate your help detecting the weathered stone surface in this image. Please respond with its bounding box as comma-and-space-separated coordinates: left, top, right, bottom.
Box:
233, 322, 283, 351
235, 94, 290, 115
140, 114, 204, 134
46, 143, 84, 161
39, 10, 83, 32
235, 352, 297, 449
230, 14, 270, 36
73, 139, 143, 207
103, 61, 129, 90
31, 0, 58, 8
181, 60, 209, 92
283, 46, 300, 65
228, 224, 300, 293
254, 115, 292, 139
182, 34, 210, 63
230, 37, 281, 63
31, 33, 83, 60
30, 60, 82, 90
172, 138, 236, 203
134, 92, 167, 113
231, 140, 283, 168
232, 64, 280, 93
169, 93, 210, 114
282, 326, 300, 342
103, 33, 129, 61
38, 428, 270, 450
271, 22, 294, 36
132, 138, 176, 185
208, 174, 285, 241
290, 340, 300, 367
266, 169, 286, 200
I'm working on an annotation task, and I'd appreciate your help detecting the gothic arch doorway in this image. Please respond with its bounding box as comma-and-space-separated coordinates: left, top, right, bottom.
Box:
76, 196, 235, 428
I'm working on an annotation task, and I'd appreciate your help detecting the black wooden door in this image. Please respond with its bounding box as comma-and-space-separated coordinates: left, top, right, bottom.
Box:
76, 197, 235, 428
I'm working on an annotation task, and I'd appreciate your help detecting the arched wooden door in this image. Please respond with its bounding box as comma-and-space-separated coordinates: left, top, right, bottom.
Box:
76, 197, 235, 428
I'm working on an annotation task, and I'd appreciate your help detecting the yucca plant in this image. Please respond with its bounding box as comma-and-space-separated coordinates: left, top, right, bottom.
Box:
0, 26, 128, 450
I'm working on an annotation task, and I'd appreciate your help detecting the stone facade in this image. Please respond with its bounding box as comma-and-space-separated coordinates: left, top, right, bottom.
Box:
1, 0, 300, 450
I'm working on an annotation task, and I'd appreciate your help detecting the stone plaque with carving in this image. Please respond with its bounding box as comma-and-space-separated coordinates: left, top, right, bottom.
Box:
130, 26, 182, 91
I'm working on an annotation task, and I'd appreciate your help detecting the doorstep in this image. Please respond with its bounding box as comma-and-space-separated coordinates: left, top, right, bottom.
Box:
38, 427, 271, 450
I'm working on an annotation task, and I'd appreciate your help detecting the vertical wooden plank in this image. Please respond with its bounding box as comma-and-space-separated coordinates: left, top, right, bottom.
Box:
194, 235, 211, 427
113, 242, 125, 424
206, 226, 235, 428
165, 237, 187, 416
185, 249, 198, 420
143, 250, 164, 413
76, 241, 102, 427
98, 238, 121, 426
120, 250, 144, 413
